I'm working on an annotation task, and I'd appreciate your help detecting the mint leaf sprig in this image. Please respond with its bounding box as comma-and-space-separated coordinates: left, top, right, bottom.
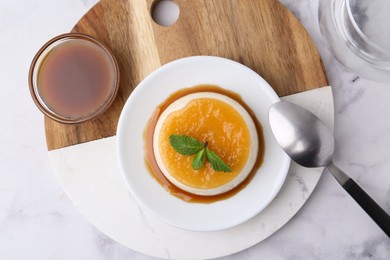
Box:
169, 134, 232, 172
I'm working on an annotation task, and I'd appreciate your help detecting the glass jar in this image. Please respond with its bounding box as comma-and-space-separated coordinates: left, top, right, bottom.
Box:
29, 33, 120, 124
319, 0, 390, 82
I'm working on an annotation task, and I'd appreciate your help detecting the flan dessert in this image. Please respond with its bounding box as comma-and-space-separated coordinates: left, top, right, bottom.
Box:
153, 92, 259, 196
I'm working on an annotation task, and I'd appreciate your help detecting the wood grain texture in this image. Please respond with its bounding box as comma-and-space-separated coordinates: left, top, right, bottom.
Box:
45, 0, 328, 151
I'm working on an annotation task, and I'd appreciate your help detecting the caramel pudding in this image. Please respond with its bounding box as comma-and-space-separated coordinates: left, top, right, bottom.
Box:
153, 92, 259, 196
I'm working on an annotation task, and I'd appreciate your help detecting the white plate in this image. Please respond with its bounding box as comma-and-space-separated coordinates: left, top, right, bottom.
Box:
116, 56, 290, 231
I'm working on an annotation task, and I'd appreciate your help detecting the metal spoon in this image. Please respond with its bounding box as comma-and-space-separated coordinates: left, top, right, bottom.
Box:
269, 101, 390, 237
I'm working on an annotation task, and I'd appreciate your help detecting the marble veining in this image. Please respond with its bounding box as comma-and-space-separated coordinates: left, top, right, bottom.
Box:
0, 0, 389, 259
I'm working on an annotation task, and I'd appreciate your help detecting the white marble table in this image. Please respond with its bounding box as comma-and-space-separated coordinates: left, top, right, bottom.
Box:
0, 0, 389, 259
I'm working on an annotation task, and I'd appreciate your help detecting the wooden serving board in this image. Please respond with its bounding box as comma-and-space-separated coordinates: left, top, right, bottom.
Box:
45, 0, 327, 150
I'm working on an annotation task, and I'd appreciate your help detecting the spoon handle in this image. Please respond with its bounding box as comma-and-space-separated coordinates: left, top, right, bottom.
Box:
342, 179, 390, 237
327, 163, 390, 237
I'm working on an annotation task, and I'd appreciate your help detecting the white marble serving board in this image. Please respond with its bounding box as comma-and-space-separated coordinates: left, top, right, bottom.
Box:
49, 86, 333, 259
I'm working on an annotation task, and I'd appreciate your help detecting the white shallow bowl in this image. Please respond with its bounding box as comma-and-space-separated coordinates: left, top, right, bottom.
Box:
117, 56, 290, 231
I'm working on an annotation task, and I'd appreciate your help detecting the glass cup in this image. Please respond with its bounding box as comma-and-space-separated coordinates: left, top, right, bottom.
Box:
29, 33, 120, 124
319, 0, 390, 82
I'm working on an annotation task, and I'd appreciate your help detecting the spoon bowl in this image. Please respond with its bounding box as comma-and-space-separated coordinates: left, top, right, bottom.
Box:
269, 101, 390, 237
269, 101, 334, 168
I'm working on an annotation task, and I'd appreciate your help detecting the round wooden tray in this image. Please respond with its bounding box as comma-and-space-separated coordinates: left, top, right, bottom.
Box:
46, 0, 331, 258
45, 0, 327, 151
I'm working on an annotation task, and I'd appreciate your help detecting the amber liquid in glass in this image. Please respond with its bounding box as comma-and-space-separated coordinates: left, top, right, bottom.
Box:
37, 39, 115, 119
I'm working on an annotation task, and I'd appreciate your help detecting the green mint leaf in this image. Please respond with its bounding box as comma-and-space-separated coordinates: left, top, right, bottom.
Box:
192, 149, 205, 170
169, 135, 204, 156
205, 148, 232, 172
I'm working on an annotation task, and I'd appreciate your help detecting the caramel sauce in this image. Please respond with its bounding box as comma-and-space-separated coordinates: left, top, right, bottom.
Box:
37, 39, 115, 119
144, 85, 264, 203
